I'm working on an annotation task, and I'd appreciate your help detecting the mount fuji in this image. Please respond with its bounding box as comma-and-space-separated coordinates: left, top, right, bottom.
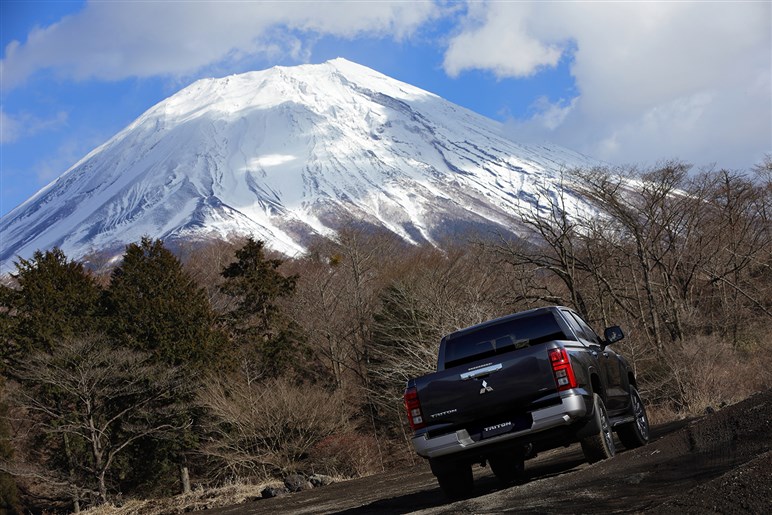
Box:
0, 58, 601, 272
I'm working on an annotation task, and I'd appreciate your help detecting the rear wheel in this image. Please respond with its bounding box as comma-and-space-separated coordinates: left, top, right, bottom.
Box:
430, 459, 473, 500
488, 451, 525, 486
617, 386, 650, 449
581, 393, 616, 464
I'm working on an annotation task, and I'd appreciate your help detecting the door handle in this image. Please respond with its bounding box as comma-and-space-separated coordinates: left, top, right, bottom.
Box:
460, 363, 503, 380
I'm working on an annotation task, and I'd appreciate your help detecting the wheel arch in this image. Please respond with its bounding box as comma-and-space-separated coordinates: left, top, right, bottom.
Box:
590, 372, 606, 401
628, 372, 638, 390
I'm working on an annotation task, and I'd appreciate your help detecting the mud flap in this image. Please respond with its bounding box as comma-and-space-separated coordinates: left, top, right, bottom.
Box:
574, 399, 601, 440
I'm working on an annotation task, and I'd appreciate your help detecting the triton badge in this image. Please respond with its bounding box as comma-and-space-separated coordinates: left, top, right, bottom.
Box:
479, 380, 493, 394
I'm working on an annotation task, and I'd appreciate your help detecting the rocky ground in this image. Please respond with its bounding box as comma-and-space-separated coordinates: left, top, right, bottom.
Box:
207, 388, 771, 514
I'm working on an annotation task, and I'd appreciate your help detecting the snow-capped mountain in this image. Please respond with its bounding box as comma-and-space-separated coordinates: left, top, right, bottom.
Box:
0, 58, 601, 272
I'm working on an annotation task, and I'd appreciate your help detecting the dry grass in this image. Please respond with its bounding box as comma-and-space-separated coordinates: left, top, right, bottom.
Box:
645, 403, 688, 426
79, 478, 330, 515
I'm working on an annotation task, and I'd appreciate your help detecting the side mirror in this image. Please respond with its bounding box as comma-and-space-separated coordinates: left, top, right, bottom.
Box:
603, 326, 624, 346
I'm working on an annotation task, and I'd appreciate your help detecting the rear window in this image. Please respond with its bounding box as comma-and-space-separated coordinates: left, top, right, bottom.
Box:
442, 312, 568, 369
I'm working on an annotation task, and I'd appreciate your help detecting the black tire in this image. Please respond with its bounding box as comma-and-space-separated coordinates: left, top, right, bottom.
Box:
580, 393, 616, 464
488, 452, 525, 486
430, 459, 473, 500
616, 386, 650, 449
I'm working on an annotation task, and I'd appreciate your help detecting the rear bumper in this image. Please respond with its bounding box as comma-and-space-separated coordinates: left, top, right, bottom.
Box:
411, 391, 588, 459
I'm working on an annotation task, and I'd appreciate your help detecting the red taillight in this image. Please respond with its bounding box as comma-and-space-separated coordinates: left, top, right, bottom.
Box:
403, 386, 426, 430
549, 348, 577, 391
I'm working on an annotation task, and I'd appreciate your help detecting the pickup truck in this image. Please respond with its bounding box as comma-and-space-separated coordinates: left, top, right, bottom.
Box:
403, 306, 649, 499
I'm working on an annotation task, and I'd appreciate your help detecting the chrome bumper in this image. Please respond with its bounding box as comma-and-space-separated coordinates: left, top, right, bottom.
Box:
411, 391, 588, 458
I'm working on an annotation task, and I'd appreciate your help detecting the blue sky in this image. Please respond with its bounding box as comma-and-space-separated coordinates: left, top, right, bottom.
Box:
1, 1, 770, 218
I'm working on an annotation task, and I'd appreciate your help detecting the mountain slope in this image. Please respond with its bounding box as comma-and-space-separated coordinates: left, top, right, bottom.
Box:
0, 58, 600, 272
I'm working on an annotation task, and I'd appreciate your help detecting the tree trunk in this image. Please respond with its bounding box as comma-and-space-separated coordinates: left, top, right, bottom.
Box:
60, 408, 81, 513
179, 464, 191, 494
98, 471, 107, 504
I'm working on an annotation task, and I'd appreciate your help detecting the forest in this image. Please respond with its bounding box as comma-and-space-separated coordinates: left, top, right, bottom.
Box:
1, 162, 770, 513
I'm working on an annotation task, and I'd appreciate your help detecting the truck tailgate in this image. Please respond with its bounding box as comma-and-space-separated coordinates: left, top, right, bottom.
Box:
418, 345, 558, 429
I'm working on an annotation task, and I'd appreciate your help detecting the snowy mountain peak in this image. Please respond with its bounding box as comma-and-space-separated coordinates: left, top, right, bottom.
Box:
0, 59, 600, 273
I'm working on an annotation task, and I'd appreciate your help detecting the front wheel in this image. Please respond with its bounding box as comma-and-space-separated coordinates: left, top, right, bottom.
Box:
581, 393, 616, 464
616, 386, 650, 449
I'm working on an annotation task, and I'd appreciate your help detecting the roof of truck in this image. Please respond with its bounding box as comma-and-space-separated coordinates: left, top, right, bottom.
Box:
443, 305, 566, 341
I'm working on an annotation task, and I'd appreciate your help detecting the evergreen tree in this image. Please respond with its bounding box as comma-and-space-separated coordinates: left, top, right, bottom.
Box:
219, 237, 302, 374
0, 378, 21, 515
104, 237, 222, 496
105, 237, 221, 366
0, 248, 102, 366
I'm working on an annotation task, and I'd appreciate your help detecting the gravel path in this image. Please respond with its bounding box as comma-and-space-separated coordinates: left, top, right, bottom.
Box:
208, 389, 772, 514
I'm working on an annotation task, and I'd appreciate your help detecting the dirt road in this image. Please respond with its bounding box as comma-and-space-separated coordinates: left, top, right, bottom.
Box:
209, 389, 771, 514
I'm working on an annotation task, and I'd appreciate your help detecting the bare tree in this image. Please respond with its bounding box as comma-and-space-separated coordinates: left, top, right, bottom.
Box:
2, 336, 188, 508
288, 227, 406, 400
564, 164, 770, 410
198, 369, 355, 480
366, 244, 508, 453
694, 169, 772, 342
487, 174, 594, 315
574, 163, 695, 348
179, 237, 245, 313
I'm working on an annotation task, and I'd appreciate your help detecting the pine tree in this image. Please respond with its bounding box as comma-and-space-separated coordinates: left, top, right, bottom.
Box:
219, 237, 302, 375
0, 248, 102, 365
104, 237, 222, 496
105, 237, 221, 366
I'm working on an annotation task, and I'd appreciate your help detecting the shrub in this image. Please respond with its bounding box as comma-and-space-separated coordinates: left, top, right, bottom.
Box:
198, 373, 355, 480
310, 433, 382, 478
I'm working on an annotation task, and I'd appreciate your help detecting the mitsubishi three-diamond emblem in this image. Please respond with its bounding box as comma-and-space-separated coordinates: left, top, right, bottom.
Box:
479, 379, 494, 394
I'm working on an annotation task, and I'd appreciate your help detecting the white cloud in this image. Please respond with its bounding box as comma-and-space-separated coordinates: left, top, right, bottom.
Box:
0, 110, 19, 143
0, 109, 68, 143
528, 96, 577, 131
444, 2, 564, 78
447, 2, 772, 169
3, 1, 769, 170
1, 1, 439, 89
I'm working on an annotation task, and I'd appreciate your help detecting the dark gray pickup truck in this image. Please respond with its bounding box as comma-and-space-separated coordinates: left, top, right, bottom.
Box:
403, 306, 649, 499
